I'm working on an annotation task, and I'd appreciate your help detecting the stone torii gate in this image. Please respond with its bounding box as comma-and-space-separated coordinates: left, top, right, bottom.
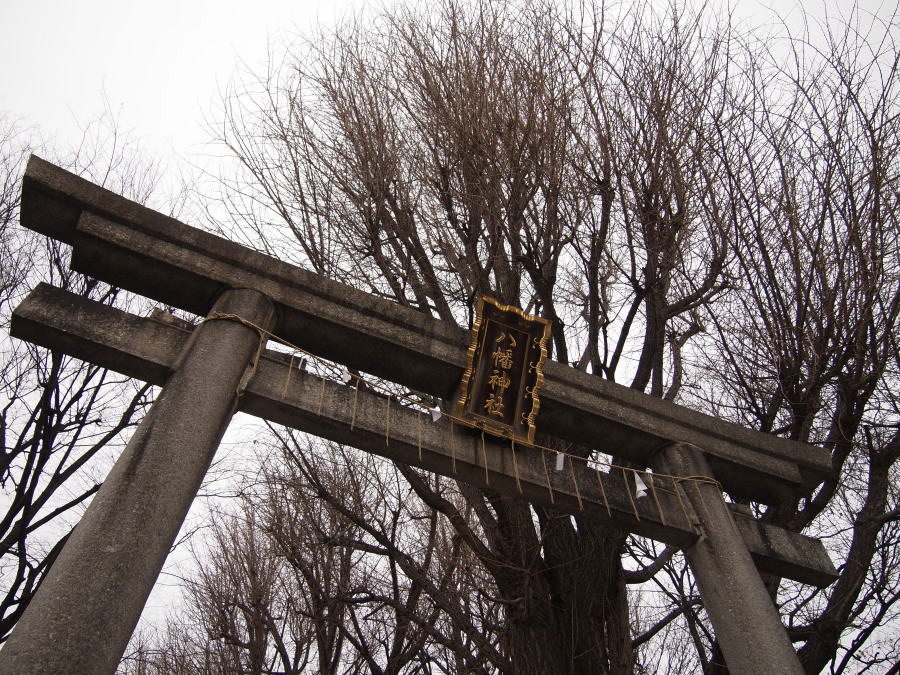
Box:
0, 157, 836, 674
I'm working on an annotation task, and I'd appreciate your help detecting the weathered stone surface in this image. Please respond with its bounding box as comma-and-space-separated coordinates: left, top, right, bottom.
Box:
19, 155, 832, 504
11, 283, 183, 385
652, 443, 806, 675
730, 506, 837, 588
0, 289, 276, 675
11, 284, 838, 587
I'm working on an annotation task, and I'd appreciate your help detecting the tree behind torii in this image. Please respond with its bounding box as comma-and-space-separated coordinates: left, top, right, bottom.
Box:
133, 1, 900, 672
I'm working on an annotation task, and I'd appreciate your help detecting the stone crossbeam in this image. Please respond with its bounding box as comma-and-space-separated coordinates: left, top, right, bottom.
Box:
11, 283, 838, 587
20, 155, 830, 504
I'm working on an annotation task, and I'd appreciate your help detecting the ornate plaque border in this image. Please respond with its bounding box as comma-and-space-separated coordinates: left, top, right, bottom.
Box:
454, 296, 552, 445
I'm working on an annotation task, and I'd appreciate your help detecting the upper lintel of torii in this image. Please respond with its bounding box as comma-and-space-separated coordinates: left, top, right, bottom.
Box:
18, 155, 831, 505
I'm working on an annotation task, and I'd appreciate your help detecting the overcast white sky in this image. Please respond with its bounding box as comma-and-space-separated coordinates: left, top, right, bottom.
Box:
1, 0, 893, 166
1, 0, 358, 160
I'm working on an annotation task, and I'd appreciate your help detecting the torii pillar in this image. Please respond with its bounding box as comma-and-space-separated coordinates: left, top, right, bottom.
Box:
0, 289, 275, 674
652, 443, 804, 674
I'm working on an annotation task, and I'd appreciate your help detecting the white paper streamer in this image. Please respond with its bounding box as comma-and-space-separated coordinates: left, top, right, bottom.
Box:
340, 366, 352, 384
634, 473, 649, 498
429, 406, 442, 422
555, 452, 565, 471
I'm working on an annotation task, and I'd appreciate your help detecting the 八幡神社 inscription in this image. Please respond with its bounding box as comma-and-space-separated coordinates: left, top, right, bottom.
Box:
454, 297, 551, 444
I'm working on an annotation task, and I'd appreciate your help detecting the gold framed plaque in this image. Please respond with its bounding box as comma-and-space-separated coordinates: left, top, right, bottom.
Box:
454, 296, 552, 445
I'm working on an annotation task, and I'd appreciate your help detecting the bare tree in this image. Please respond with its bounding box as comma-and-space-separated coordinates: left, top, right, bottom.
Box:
145, 1, 900, 672
125, 430, 512, 674
685, 12, 900, 672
